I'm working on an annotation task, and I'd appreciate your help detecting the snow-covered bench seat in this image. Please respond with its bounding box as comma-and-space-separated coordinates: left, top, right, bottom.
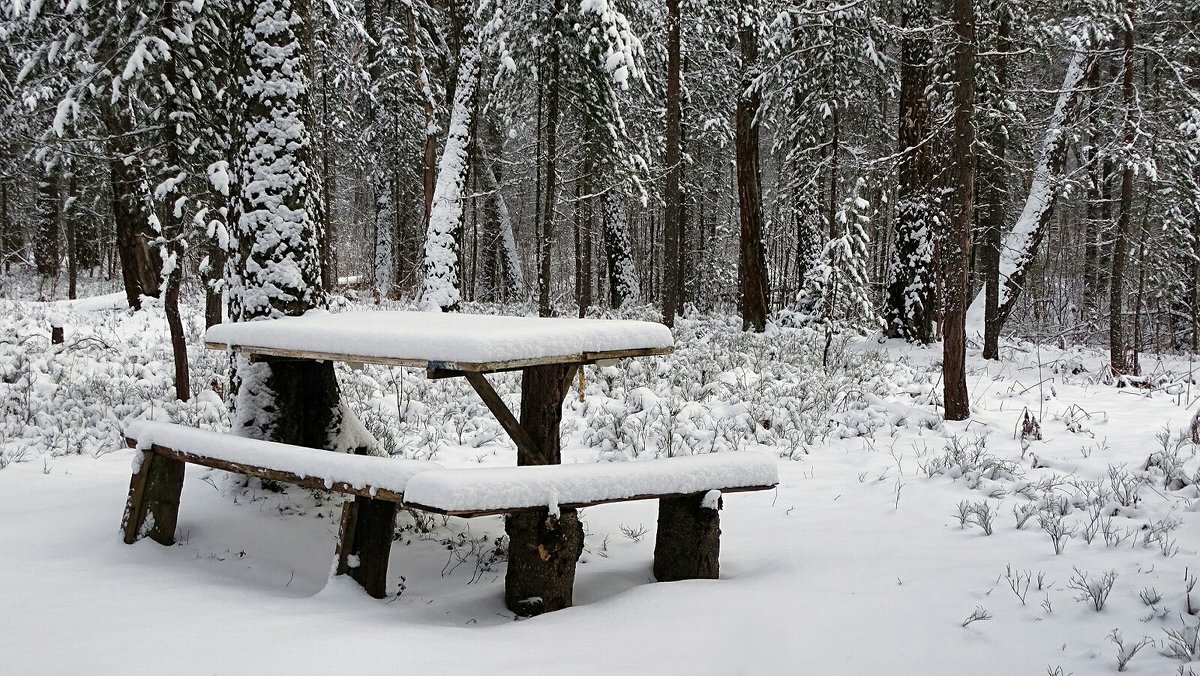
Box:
120, 421, 443, 598
403, 453, 779, 517
403, 453, 778, 614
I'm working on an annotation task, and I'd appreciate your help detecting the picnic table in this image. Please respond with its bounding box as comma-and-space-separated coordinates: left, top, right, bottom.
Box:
205, 309, 676, 611
204, 309, 675, 468
124, 309, 777, 615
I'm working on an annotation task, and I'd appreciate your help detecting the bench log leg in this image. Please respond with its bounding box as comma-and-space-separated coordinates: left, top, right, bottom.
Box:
653, 492, 721, 581
504, 508, 584, 616
335, 496, 398, 599
121, 449, 185, 545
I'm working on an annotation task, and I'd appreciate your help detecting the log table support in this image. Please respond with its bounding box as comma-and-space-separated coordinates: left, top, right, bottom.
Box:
653, 491, 722, 581
122, 450, 185, 545
503, 362, 584, 616
336, 496, 399, 599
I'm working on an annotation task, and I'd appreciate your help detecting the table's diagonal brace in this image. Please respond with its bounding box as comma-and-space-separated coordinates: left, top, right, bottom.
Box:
462, 371, 542, 462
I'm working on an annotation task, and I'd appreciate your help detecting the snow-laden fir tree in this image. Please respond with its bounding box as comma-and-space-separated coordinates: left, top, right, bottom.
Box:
799, 178, 878, 339
574, 0, 645, 310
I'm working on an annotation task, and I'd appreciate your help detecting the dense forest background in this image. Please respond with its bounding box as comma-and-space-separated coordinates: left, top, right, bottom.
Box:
1, 0, 1198, 412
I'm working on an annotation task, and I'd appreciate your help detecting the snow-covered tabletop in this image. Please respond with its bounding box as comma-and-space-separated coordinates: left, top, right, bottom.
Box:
205, 310, 674, 371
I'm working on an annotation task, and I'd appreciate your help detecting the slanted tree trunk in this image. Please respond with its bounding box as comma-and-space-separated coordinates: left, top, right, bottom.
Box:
477, 141, 525, 299
158, 0, 191, 402
964, 49, 1089, 337
943, 0, 975, 421
1110, 0, 1137, 377
420, 0, 485, 312
734, 0, 770, 333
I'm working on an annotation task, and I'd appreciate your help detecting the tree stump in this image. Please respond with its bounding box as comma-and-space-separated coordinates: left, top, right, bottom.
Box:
121, 450, 185, 545
653, 491, 721, 581
336, 496, 398, 599
504, 508, 584, 616
50, 317, 64, 345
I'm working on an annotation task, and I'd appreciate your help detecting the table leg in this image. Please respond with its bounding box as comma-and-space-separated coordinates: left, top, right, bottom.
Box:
504, 363, 583, 615
336, 496, 398, 599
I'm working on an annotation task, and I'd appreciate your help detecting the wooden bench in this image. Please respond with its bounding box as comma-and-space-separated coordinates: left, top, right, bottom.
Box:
121, 421, 443, 598
402, 453, 779, 615
123, 422, 777, 613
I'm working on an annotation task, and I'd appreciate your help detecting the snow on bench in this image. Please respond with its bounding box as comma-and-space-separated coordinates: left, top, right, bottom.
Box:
125, 421, 442, 501
403, 452, 779, 517
204, 309, 674, 371
402, 453, 778, 610
121, 421, 444, 599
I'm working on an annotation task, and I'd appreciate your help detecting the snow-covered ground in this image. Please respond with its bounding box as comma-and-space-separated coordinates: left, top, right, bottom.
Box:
2, 279, 1198, 674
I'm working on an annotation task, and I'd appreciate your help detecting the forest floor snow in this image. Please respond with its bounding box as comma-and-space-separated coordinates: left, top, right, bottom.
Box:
2, 279, 1199, 674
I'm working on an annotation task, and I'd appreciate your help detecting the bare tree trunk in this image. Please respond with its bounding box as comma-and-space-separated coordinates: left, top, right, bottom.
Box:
1082, 63, 1105, 317
734, 0, 770, 333
980, 7, 1010, 360
35, 164, 60, 279
157, 0, 191, 402
106, 124, 162, 310
573, 128, 595, 317
943, 0, 975, 421
662, 0, 683, 326
64, 171, 79, 300
538, 4, 562, 318
0, 182, 13, 273
404, 3, 438, 225
885, 1, 936, 343
1109, 0, 1137, 377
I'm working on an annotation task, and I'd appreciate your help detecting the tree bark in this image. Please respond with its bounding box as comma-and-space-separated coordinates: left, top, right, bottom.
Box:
1082, 63, 1105, 317
538, 5, 562, 318
107, 131, 162, 310
662, 0, 683, 326
734, 0, 770, 333
1109, 0, 1137, 377
943, 0, 975, 421
980, 7, 1010, 360
0, 182, 13, 273
885, 2, 936, 343
35, 165, 60, 279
